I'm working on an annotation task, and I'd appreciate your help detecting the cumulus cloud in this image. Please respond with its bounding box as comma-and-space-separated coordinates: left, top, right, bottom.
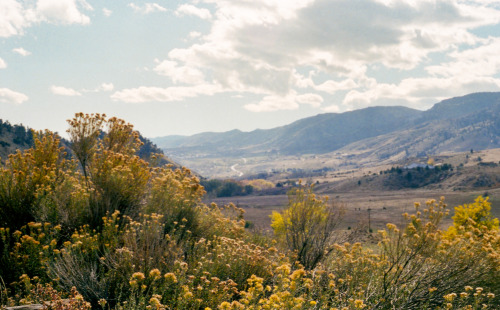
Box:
0, 58, 6, 69
314, 79, 358, 94
154, 60, 205, 85
175, 4, 212, 20
111, 84, 223, 103
113, 0, 500, 112
0, 0, 34, 37
128, 3, 167, 14
244, 91, 323, 112
0, 88, 28, 104
0, 0, 92, 37
50, 85, 82, 96
97, 83, 114, 92
12, 47, 31, 56
426, 37, 500, 78
335, 75, 500, 111
296, 93, 323, 107
36, 0, 92, 25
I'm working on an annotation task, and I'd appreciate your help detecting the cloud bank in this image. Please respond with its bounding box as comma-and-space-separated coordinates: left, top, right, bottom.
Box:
112, 0, 500, 113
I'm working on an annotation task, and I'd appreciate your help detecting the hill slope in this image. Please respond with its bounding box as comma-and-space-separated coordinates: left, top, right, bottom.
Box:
153, 92, 500, 160
154, 106, 422, 157
341, 93, 500, 164
0, 120, 34, 160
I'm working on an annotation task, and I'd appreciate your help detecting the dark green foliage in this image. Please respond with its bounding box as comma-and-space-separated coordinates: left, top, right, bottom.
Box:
382, 164, 454, 189
201, 179, 254, 197
217, 181, 243, 197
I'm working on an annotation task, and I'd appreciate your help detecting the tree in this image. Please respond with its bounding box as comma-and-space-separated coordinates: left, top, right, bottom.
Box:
217, 181, 243, 197
271, 184, 344, 269
66, 114, 151, 227
66, 113, 105, 182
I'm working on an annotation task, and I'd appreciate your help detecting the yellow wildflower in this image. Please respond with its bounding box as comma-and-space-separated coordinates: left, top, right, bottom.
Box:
131, 272, 145, 281
354, 299, 365, 309
163, 272, 177, 283
149, 268, 161, 280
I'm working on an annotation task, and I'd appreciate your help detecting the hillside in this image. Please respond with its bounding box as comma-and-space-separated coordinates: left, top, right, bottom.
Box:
153, 92, 500, 169
0, 120, 34, 160
0, 118, 179, 168
340, 98, 500, 164
154, 106, 422, 157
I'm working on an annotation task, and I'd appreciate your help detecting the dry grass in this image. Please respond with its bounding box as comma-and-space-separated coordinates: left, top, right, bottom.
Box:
205, 187, 500, 233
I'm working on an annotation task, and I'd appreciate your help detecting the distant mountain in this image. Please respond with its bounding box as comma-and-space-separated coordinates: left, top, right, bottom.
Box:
422, 92, 500, 121
154, 106, 422, 157
342, 93, 500, 162
153, 92, 500, 160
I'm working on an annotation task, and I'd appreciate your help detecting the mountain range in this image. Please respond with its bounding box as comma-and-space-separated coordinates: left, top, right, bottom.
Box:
152, 92, 500, 161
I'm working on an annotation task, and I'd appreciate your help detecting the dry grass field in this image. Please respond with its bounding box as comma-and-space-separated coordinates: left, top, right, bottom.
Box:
206, 188, 500, 231
202, 148, 500, 234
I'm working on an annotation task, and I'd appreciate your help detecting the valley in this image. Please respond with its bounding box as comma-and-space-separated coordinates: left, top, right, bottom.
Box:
203, 148, 500, 232
151, 92, 500, 232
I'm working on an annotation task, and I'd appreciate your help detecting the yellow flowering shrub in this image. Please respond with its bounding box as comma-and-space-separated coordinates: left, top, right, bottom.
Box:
1, 114, 499, 310
447, 196, 499, 237
271, 184, 344, 269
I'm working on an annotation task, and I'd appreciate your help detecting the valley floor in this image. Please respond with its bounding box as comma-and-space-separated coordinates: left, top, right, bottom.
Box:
205, 187, 500, 232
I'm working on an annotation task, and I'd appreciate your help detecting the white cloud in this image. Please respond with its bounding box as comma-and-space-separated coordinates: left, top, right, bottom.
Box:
0, 0, 93, 38
337, 76, 500, 111
50, 85, 82, 96
154, 60, 205, 85
245, 94, 299, 112
98, 83, 114, 92
83, 83, 114, 93
175, 4, 212, 20
426, 37, 500, 78
36, 0, 92, 25
0, 88, 28, 104
128, 3, 167, 14
0, 0, 34, 37
296, 93, 323, 107
314, 79, 358, 94
111, 84, 223, 103
12, 47, 31, 56
102, 8, 112, 17
189, 31, 202, 39
244, 91, 322, 112
0, 58, 6, 69
113, 0, 500, 113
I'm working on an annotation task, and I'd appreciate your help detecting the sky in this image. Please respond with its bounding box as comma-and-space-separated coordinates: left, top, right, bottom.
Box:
1, 0, 500, 138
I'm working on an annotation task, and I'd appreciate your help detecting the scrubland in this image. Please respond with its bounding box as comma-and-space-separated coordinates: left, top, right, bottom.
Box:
0, 114, 499, 309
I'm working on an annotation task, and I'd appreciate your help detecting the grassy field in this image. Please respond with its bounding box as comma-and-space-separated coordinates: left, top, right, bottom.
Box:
205, 186, 500, 233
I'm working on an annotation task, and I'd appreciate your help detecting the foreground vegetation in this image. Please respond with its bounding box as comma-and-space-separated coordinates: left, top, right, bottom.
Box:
0, 114, 499, 309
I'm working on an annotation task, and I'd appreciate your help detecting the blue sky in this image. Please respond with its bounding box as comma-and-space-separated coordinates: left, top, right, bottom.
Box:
1, 0, 500, 138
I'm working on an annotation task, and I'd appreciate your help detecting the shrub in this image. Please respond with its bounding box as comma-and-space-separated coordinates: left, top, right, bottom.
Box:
271, 184, 344, 269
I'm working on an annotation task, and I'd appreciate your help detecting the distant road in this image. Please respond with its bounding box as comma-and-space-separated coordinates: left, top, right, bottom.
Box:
230, 158, 246, 177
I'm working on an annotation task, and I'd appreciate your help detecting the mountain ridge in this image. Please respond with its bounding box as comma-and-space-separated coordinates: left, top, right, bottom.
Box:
153, 92, 500, 160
